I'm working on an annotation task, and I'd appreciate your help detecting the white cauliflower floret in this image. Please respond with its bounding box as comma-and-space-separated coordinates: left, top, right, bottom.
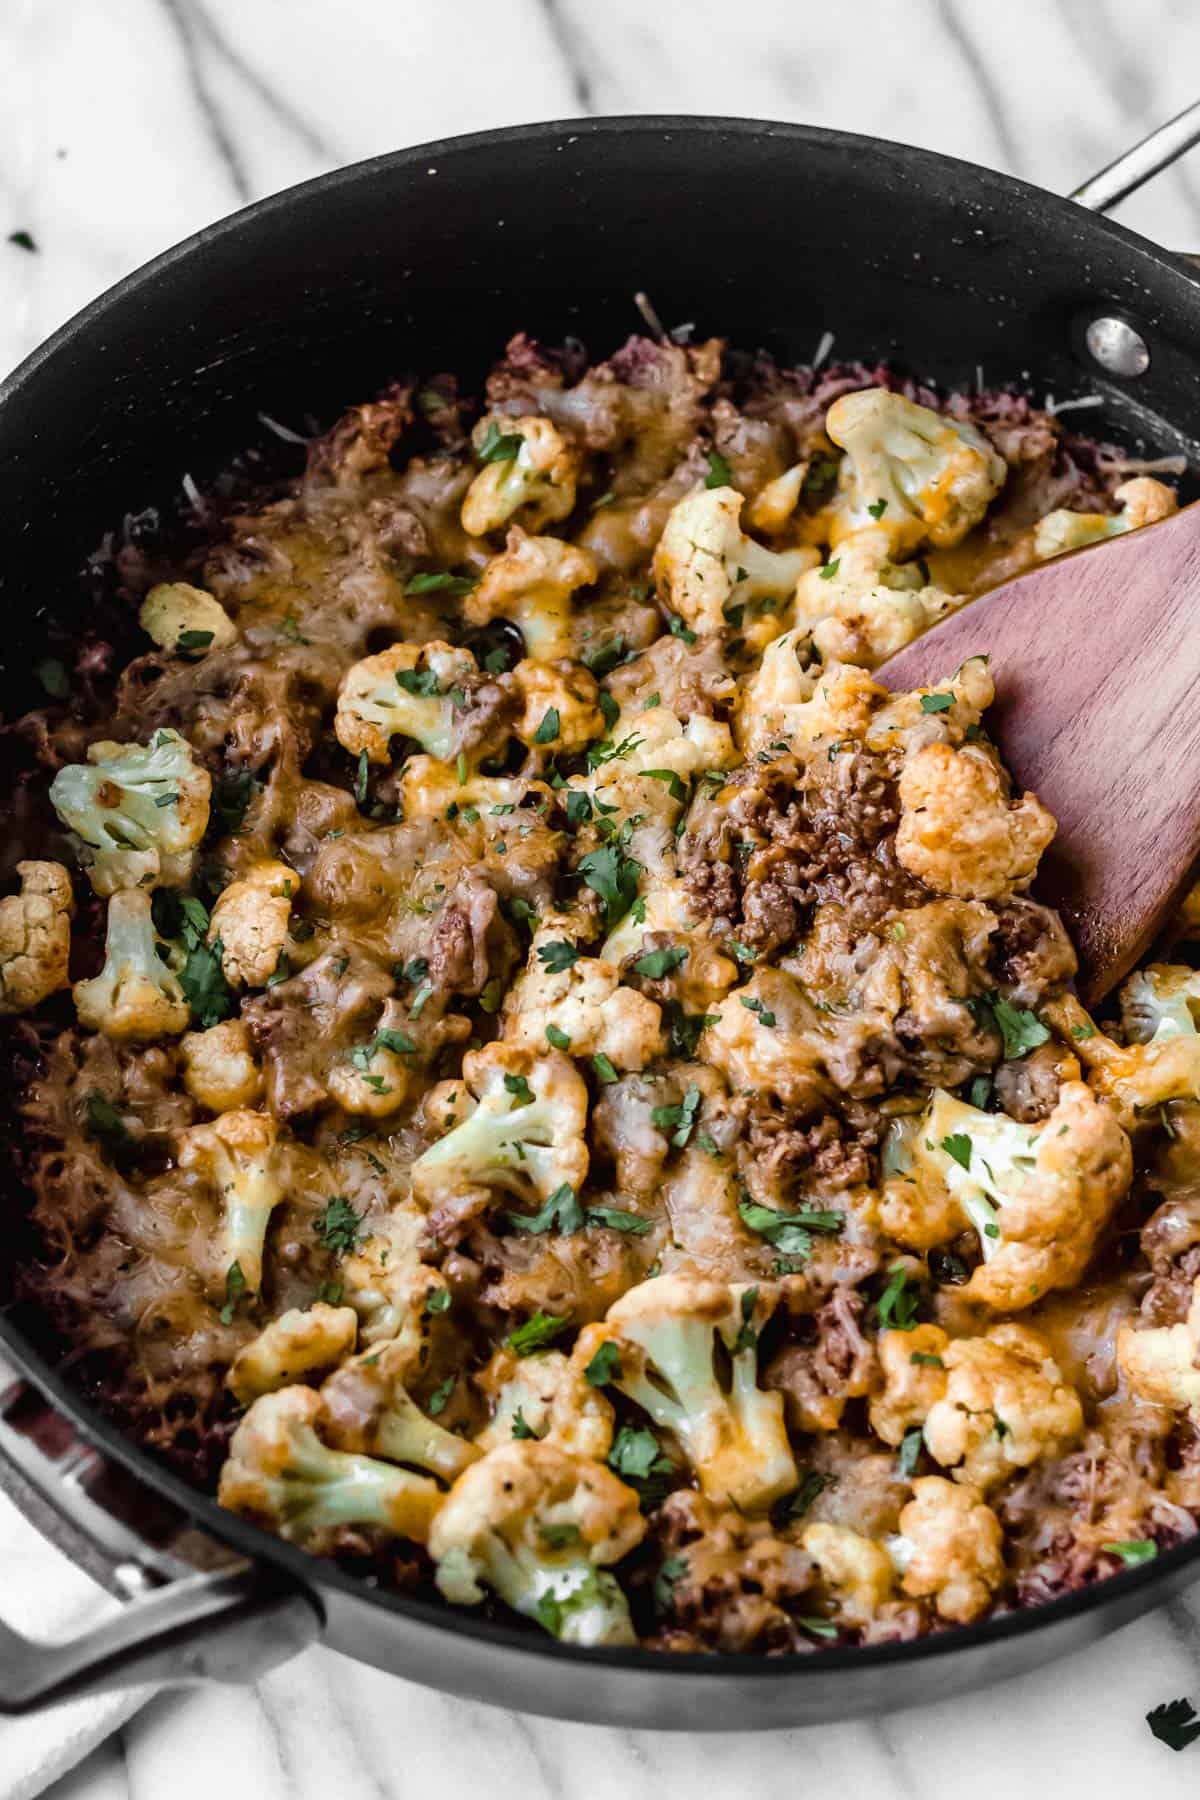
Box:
1034, 476, 1177, 561
598, 1273, 797, 1512
1047, 967, 1200, 1127
921, 1323, 1083, 1491
326, 998, 428, 1118
600, 875, 697, 964
139, 581, 237, 655
737, 653, 874, 757
880, 1082, 1131, 1310
475, 1340, 615, 1460
896, 742, 1056, 900
792, 526, 961, 669
177, 1108, 282, 1297
461, 415, 580, 537
502, 917, 664, 1071
745, 459, 811, 535
334, 640, 481, 766
868, 1324, 950, 1447
865, 655, 995, 758
320, 1335, 479, 1484
824, 388, 1006, 553
428, 1440, 644, 1645
227, 1303, 358, 1405
207, 860, 295, 988
218, 1385, 442, 1549
511, 658, 602, 752
464, 529, 597, 661
0, 861, 73, 1014
801, 1522, 895, 1625
397, 756, 554, 826
411, 1042, 589, 1212
49, 728, 211, 896
341, 1220, 440, 1347
180, 1018, 262, 1112
73, 888, 188, 1041
652, 486, 815, 636
888, 1476, 1005, 1623
1117, 1275, 1200, 1412
699, 967, 827, 1111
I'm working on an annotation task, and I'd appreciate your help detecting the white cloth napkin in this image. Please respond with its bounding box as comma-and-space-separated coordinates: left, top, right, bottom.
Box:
0, 1492, 152, 1800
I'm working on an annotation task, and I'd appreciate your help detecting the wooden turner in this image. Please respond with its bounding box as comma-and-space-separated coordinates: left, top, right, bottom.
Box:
876, 502, 1200, 1006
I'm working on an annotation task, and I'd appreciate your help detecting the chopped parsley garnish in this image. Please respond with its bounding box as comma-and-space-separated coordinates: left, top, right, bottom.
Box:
533, 707, 560, 745
352, 1028, 418, 1068
476, 420, 524, 463
511, 1406, 537, 1439
505, 1182, 583, 1237
582, 635, 627, 677
911, 1351, 945, 1369
427, 1375, 455, 1417
395, 665, 441, 696
1103, 1538, 1157, 1567
897, 1425, 924, 1478
545, 1023, 571, 1050
179, 934, 235, 1029
506, 1311, 570, 1356
584, 1340, 622, 1387
737, 1198, 841, 1260
424, 1286, 451, 1317
654, 1553, 688, 1617
818, 559, 840, 581
35, 657, 70, 699
598, 689, 620, 731
8, 229, 37, 252
739, 995, 776, 1028
650, 1083, 702, 1148
643, 768, 688, 802
798, 1617, 838, 1641
176, 629, 214, 655
876, 1261, 922, 1330
503, 1072, 534, 1104
666, 1004, 718, 1058
314, 1195, 362, 1255
666, 612, 697, 645
564, 789, 592, 830
592, 1051, 619, 1085
578, 844, 641, 929
1147, 1698, 1200, 1751
867, 497, 888, 520
704, 448, 733, 488
633, 945, 688, 980
84, 1092, 129, 1151
989, 996, 1051, 1059
537, 940, 580, 973
211, 769, 257, 835
733, 1285, 760, 1353
354, 749, 370, 807
608, 1423, 673, 1485
586, 732, 642, 770
404, 571, 476, 597
771, 1470, 834, 1527
1071, 1021, 1097, 1041
586, 1205, 652, 1235
219, 1260, 247, 1325
940, 1132, 973, 1170
919, 691, 954, 714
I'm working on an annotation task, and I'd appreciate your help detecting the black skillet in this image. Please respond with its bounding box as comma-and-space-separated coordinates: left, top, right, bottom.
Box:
1, 110, 1199, 1729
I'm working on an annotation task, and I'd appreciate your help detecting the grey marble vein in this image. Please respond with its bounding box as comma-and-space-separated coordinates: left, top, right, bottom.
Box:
535, 0, 595, 114
182, 0, 336, 162
157, 0, 252, 201
932, 0, 1025, 175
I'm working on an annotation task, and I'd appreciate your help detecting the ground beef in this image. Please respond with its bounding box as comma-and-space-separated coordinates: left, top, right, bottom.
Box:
425, 873, 517, 998
644, 1489, 819, 1654
987, 896, 1078, 1005
763, 1289, 878, 1433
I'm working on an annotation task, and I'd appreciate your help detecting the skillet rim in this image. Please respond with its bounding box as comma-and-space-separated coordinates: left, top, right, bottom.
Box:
2, 110, 1198, 1681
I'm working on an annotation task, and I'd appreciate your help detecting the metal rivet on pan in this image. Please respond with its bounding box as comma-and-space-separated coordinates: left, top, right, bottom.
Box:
1084, 315, 1151, 377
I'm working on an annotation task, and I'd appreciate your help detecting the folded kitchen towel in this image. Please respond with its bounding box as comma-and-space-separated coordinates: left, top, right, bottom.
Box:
0, 1492, 152, 1800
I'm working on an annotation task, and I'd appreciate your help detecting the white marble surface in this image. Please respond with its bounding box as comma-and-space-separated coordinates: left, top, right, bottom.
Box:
2, 0, 1200, 1793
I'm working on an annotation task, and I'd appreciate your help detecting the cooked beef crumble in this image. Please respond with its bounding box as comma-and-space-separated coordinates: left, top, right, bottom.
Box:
2, 330, 1195, 1654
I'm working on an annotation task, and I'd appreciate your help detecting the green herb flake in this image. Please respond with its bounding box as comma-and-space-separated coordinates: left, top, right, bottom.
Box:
584, 1340, 622, 1388
314, 1195, 362, 1256
219, 1259, 247, 1325
427, 1376, 455, 1417
739, 995, 776, 1028
477, 420, 525, 464
503, 1072, 535, 1105
592, 1051, 619, 1086
35, 657, 70, 700
897, 1425, 924, 1478
867, 497, 888, 520
919, 691, 954, 714
1103, 1538, 1157, 1568
545, 1023, 571, 1050
180, 936, 235, 1029
876, 1260, 921, 1331
84, 1092, 129, 1151
704, 449, 733, 489
404, 571, 476, 598
424, 1286, 452, 1317
586, 1204, 652, 1236
533, 707, 560, 745
506, 1311, 570, 1356
633, 945, 688, 980
537, 939, 580, 974
1147, 1698, 1200, 1752
819, 559, 840, 581
941, 1132, 973, 1171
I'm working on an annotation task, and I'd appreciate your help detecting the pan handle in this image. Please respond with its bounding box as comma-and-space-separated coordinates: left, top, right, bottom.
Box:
1070, 98, 1200, 213
0, 1365, 321, 1713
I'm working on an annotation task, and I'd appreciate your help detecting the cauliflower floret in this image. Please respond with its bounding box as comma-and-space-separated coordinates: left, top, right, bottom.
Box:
889, 1476, 1005, 1623
177, 1108, 282, 1296
511, 658, 602, 752
824, 388, 1006, 553
218, 1384, 442, 1550
896, 742, 1056, 900
599, 1273, 797, 1512
180, 1018, 262, 1112
0, 861, 73, 1014
461, 415, 580, 537
921, 1323, 1083, 1491
464, 529, 597, 662
699, 967, 828, 1111
207, 860, 295, 988
326, 998, 427, 1119
49, 728, 211, 896
745, 459, 811, 535
397, 756, 554, 826
334, 640, 482, 766
652, 486, 815, 636
865, 655, 995, 759
73, 888, 188, 1041
502, 916, 664, 1072
736, 640, 870, 755
792, 527, 961, 669
600, 875, 697, 964
801, 1522, 895, 1626
341, 1217, 439, 1347
1046, 967, 1200, 1126
429, 1440, 644, 1645
1034, 476, 1178, 561
475, 1340, 615, 1460
1117, 1275, 1200, 1412
139, 581, 237, 655
320, 1335, 479, 1484
880, 1082, 1131, 1310
868, 1324, 950, 1447
411, 1042, 589, 1212
227, 1302, 358, 1405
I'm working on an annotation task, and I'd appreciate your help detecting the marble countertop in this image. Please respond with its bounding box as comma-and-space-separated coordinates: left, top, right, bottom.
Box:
4, 0, 1200, 1794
